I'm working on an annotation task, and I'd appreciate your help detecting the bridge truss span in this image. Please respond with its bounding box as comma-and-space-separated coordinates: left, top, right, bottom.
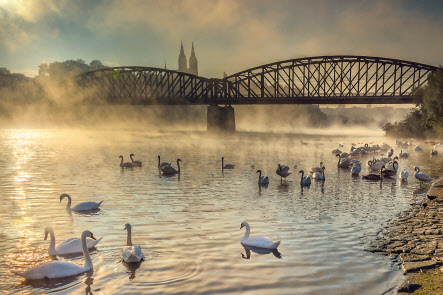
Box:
224, 55, 438, 104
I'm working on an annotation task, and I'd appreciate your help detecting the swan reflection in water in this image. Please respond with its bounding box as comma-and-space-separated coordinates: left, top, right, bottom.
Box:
85, 276, 99, 295
123, 261, 143, 280
241, 244, 282, 260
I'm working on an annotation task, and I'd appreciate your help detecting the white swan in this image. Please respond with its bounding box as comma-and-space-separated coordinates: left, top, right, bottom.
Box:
157, 155, 171, 170
299, 170, 312, 185
336, 154, 352, 168
45, 227, 102, 256
399, 169, 409, 181
276, 164, 291, 182
368, 160, 385, 172
256, 170, 269, 185
351, 163, 361, 175
310, 162, 323, 173
222, 157, 235, 169
312, 166, 325, 180
414, 167, 433, 183
119, 155, 134, 168
399, 150, 409, 158
161, 159, 181, 175
60, 194, 103, 211
129, 154, 142, 167
240, 221, 280, 250
13, 230, 96, 280
121, 224, 144, 263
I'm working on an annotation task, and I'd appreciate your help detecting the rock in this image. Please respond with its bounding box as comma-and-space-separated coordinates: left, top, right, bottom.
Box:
402, 259, 440, 273
398, 283, 421, 293
399, 253, 431, 262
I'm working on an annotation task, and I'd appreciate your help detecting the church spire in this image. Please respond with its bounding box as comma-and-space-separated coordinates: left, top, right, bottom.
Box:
178, 40, 187, 72
189, 41, 198, 76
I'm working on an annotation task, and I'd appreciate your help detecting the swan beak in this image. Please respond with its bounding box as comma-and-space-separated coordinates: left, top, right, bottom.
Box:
240, 225, 243, 229
44, 232, 48, 240
90, 234, 96, 240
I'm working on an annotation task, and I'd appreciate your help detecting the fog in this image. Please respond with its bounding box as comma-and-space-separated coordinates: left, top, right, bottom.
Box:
0, 78, 412, 137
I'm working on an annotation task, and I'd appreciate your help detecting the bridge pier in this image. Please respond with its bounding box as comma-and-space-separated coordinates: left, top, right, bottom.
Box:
207, 104, 235, 132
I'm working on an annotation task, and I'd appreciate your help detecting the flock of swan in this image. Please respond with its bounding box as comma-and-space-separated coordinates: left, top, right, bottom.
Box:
14, 141, 439, 282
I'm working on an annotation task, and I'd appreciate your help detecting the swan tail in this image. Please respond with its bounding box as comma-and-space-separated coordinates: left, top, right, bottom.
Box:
92, 237, 103, 247
271, 241, 281, 249
98, 200, 104, 206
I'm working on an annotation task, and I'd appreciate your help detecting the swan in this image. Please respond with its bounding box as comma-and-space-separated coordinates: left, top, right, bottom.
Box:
299, 170, 312, 185
240, 221, 280, 250
387, 148, 394, 158
368, 160, 384, 172
45, 227, 102, 256
13, 230, 96, 280
415, 145, 423, 152
414, 167, 433, 183
380, 157, 391, 163
129, 154, 142, 167
332, 149, 342, 154
60, 194, 103, 211
336, 154, 352, 168
399, 150, 409, 158
310, 162, 323, 173
276, 164, 291, 182
300, 141, 308, 145
385, 157, 399, 170
161, 158, 181, 175
431, 150, 438, 156
382, 161, 398, 177
256, 170, 269, 185
121, 224, 144, 263
362, 166, 385, 181
119, 155, 134, 168
222, 157, 235, 169
351, 163, 361, 175
399, 169, 409, 181
312, 166, 325, 180
157, 155, 171, 170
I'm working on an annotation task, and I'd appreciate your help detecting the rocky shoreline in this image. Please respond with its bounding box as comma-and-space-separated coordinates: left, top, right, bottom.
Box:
367, 178, 443, 293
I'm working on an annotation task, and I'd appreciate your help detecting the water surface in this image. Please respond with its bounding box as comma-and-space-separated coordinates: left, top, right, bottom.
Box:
1, 129, 442, 294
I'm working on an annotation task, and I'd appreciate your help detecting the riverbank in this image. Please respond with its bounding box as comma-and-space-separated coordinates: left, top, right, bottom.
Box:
369, 178, 443, 294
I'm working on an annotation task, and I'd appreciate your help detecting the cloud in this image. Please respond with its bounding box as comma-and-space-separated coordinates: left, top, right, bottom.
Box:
0, 8, 33, 51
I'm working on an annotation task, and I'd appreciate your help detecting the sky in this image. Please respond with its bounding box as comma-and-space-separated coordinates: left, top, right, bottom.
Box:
0, 0, 442, 78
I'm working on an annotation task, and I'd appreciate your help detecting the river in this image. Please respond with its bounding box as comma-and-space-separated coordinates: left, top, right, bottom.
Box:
1, 129, 442, 294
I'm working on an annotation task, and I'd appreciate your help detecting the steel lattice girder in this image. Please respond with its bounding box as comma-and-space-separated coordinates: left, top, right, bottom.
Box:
76, 56, 439, 105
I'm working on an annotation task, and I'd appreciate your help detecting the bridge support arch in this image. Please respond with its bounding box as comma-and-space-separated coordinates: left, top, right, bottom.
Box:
207, 105, 235, 132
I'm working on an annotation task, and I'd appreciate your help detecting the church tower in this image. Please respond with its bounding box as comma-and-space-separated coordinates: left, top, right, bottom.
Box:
189, 42, 198, 76
178, 41, 187, 72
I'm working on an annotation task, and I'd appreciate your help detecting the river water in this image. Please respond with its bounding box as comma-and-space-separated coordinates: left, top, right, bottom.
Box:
1, 129, 442, 294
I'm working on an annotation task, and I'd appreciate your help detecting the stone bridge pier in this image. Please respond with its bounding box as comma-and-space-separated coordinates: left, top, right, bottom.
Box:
207, 104, 235, 132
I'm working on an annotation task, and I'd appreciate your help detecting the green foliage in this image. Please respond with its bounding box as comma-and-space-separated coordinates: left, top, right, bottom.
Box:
383, 67, 443, 139
0, 67, 11, 75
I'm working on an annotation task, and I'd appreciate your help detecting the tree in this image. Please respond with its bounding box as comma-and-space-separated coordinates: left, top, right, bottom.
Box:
0, 67, 11, 75
38, 63, 49, 78
89, 60, 106, 70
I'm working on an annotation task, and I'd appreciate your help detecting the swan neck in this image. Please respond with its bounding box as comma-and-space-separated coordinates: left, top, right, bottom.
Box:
48, 229, 56, 255
258, 171, 262, 183
130, 154, 134, 162
126, 228, 132, 246
158, 157, 160, 168
177, 160, 180, 174
242, 224, 250, 242
82, 232, 93, 269
120, 157, 123, 164
65, 195, 72, 210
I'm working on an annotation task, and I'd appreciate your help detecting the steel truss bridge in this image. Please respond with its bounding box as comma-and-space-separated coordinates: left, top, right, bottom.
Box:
77, 55, 439, 105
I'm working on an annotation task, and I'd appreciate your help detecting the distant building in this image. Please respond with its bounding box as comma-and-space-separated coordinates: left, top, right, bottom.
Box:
178, 41, 198, 75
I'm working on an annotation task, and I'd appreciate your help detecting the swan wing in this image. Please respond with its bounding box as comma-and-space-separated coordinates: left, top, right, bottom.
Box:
260, 176, 269, 184
56, 237, 102, 254
14, 261, 86, 280
161, 165, 177, 175
72, 201, 102, 211
122, 245, 144, 263
242, 237, 280, 249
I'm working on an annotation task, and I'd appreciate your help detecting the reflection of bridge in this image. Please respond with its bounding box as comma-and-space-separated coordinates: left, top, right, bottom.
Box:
77, 55, 438, 105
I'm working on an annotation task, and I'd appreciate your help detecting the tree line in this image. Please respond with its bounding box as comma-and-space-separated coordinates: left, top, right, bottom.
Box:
383, 67, 443, 139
